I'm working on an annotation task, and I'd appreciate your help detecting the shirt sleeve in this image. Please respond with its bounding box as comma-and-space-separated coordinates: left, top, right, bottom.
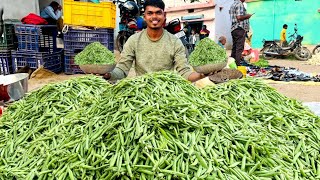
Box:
110, 36, 135, 80
44, 6, 61, 20
173, 39, 193, 79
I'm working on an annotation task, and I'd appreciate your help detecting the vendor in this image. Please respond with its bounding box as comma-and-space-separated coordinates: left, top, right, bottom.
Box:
40, 1, 63, 31
103, 0, 205, 82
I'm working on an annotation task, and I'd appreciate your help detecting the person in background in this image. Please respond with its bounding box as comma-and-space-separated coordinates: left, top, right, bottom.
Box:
103, 0, 205, 82
218, 36, 226, 49
280, 24, 288, 47
40, 1, 62, 25
183, 21, 191, 39
40, 1, 63, 35
229, 0, 253, 66
189, 29, 197, 50
200, 25, 210, 39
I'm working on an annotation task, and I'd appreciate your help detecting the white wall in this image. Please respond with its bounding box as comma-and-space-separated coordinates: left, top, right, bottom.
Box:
1, 0, 39, 20
163, 0, 207, 8
215, 0, 233, 50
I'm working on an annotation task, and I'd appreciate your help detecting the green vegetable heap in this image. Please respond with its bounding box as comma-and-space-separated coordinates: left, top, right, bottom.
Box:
0, 72, 319, 179
189, 38, 227, 66
74, 42, 115, 65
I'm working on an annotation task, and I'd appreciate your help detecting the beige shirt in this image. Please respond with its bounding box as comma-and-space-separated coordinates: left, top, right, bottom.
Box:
110, 29, 193, 80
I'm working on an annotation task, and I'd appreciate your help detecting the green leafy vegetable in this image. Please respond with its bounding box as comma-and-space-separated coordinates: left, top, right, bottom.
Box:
189, 38, 227, 66
75, 42, 115, 65
253, 59, 269, 67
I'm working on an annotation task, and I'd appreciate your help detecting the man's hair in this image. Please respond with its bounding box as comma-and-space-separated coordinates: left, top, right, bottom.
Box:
219, 36, 226, 42
283, 24, 288, 28
202, 25, 207, 28
143, 0, 165, 11
50, 1, 59, 9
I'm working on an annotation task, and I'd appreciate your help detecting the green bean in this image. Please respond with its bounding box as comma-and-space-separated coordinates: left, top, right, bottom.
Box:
0, 72, 319, 179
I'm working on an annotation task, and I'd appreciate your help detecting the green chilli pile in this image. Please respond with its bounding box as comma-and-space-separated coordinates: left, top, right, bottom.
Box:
0, 72, 319, 179
74, 42, 115, 65
189, 38, 227, 67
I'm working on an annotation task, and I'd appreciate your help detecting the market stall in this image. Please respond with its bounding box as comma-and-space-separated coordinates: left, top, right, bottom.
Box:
0, 72, 320, 179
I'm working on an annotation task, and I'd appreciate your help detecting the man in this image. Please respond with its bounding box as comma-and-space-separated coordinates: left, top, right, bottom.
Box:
229, 0, 253, 66
40, 1, 63, 34
183, 21, 191, 38
40, 1, 62, 25
199, 25, 210, 39
103, 0, 205, 82
280, 24, 288, 47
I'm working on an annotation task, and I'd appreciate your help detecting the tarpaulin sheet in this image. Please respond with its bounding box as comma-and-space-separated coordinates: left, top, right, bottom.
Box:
303, 102, 320, 116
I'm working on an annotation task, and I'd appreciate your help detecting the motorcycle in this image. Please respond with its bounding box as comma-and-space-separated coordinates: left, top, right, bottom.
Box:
164, 18, 192, 56
261, 24, 311, 61
313, 44, 320, 55
115, 0, 144, 52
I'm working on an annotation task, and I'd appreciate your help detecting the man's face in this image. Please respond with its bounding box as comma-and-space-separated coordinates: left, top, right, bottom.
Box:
144, 6, 166, 30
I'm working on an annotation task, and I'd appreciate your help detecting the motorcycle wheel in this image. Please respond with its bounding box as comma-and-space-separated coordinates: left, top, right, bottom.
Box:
261, 45, 276, 60
116, 31, 129, 52
294, 47, 311, 61
312, 45, 320, 55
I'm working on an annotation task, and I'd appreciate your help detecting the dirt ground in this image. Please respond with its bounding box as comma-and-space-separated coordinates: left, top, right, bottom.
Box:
28, 48, 320, 103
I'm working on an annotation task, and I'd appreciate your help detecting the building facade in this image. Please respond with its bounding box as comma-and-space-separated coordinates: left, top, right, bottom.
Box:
163, 0, 216, 39
247, 0, 320, 48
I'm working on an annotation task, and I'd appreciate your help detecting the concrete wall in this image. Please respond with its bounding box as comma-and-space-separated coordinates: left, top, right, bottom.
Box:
249, 0, 320, 48
215, 0, 234, 50
1, 0, 39, 20
163, 0, 207, 8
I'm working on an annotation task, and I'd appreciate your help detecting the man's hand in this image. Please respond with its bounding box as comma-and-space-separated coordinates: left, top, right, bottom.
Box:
188, 72, 205, 82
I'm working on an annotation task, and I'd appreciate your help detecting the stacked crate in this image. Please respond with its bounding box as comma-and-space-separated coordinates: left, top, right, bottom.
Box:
0, 20, 20, 75
11, 24, 63, 73
63, 0, 116, 74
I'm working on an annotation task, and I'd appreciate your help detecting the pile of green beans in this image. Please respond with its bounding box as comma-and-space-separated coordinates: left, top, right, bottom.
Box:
0, 72, 319, 179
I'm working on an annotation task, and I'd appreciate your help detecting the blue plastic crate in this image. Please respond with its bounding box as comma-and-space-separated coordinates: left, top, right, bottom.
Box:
15, 24, 58, 53
0, 50, 12, 75
63, 28, 114, 53
11, 49, 63, 73
64, 51, 84, 74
